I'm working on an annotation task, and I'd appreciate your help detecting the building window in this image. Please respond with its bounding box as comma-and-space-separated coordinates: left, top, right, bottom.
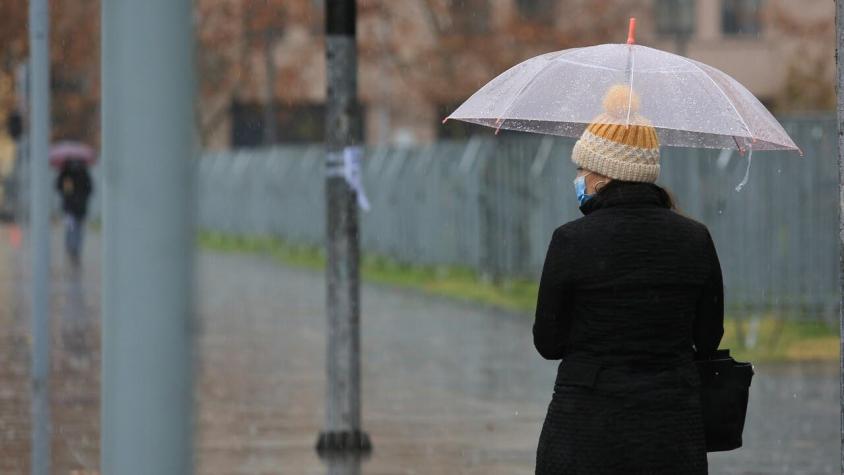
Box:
231, 102, 269, 147
655, 0, 695, 37
450, 0, 490, 34
516, 0, 556, 24
722, 0, 763, 36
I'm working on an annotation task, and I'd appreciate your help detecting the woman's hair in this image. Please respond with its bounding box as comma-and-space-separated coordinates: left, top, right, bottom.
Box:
594, 179, 678, 211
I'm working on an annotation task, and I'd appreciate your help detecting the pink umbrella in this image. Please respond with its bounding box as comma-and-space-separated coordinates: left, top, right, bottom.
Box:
49, 141, 96, 168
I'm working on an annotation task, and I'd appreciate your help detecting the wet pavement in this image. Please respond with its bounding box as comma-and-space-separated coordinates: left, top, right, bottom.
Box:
0, 226, 839, 474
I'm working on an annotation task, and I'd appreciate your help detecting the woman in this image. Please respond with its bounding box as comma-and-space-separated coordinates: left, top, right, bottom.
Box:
55, 160, 93, 262
533, 86, 724, 475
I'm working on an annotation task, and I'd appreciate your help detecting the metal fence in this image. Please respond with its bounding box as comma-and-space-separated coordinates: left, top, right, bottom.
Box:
193, 116, 837, 319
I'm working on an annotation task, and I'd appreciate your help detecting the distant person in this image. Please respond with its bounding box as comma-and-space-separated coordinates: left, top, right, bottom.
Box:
533, 86, 724, 474
55, 160, 93, 262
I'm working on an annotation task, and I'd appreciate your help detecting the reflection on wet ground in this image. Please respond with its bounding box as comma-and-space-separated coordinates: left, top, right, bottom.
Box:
322, 454, 364, 475
0, 225, 30, 473
0, 228, 839, 474
1, 226, 100, 473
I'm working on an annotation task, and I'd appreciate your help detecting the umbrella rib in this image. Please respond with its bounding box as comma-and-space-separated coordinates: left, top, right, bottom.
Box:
553, 58, 619, 72
493, 61, 554, 134
492, 50, 579, 133
555, 57, 694, 73
673, 55, 754, 143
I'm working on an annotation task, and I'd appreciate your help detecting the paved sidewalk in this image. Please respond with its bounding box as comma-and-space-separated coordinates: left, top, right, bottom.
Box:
0, 226, 838, 474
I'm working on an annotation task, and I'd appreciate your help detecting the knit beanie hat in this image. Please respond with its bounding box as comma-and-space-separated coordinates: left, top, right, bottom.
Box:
571, 85, 660, 183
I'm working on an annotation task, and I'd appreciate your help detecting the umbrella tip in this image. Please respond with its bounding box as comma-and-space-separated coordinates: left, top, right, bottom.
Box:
494, 117, 504, 135
627, 17, 636, 45
442, 117, 449, 125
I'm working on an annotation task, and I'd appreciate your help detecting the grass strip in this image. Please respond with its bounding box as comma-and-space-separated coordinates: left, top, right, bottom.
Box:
198, 231, 839, 363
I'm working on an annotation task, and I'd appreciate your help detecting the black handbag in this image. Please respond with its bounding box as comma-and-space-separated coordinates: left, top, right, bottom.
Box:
695, 349, 754, 452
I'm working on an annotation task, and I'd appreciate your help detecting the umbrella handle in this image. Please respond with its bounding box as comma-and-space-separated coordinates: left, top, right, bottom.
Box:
626, 17, 636, 45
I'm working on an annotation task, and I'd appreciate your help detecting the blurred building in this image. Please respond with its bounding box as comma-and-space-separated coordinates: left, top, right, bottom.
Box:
0, 1, 100, 149
645, 0, 833, 111
196, 0, 834, 150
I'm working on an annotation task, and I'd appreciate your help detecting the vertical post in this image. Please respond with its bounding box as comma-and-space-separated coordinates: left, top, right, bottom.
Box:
28, 0, 51, 473
324, 454, 362, 475
101, 0, 195, 473
837, 1, 844, 473
317, 0, 371, 454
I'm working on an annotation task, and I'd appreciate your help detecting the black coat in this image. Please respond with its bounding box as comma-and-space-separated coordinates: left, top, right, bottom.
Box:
533, 181, 724, 475
55, 164, 93, 218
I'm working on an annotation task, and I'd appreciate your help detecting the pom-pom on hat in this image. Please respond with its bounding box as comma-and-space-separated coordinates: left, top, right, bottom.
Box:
571, 85, 660, 183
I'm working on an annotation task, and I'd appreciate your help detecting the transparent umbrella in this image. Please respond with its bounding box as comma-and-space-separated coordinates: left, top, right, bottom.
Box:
445, 19, 799, 155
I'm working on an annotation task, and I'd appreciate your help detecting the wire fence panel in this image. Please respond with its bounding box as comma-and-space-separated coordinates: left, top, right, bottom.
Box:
187, 116, 837, 320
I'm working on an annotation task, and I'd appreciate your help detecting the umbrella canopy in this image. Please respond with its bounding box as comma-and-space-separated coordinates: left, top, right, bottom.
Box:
446, 22, 798, 154
49, 141, 96, 168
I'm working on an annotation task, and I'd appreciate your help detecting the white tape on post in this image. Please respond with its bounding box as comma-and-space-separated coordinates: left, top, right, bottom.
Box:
344, 146, 370, 211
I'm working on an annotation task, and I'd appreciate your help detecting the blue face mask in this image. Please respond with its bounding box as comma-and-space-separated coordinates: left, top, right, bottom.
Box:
573, 175, 593, 205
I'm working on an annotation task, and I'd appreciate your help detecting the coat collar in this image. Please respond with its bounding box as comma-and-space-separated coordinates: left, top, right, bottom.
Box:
579, 181, 671, 215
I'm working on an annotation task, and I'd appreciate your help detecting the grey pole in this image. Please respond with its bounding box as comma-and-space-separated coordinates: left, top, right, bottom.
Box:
316, 0, 371, 454
101, 0, 196, 473
28, 0, 51, 473
29, 0, 50, 475
838, 1, 844, 472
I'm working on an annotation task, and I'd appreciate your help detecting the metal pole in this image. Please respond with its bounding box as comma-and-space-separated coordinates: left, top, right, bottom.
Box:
316, 0, 371, 454
101, 0, 195, 473
28, 0, 51, 472
837, 1, 844, 472
324, 454, 362, 475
